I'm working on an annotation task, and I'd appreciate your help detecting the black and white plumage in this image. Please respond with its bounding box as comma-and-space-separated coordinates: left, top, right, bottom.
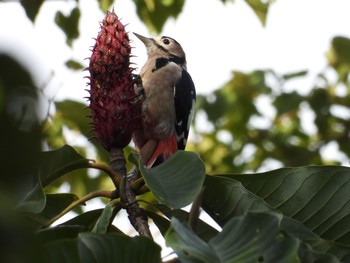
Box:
132, 33, 196, 167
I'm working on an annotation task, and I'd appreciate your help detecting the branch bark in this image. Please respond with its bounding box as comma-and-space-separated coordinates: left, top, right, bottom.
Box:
109, 147, 152, 238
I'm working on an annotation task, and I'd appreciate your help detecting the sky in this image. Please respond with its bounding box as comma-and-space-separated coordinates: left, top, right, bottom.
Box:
1, 0, 350, 104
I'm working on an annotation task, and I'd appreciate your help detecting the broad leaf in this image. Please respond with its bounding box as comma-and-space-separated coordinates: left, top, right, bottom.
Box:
221, 166, 350, 243
146, 203, 219, 242
39, 239, 79, 263
92, 203, 113, 234
202, 174, 350, 261
37, 225, 85, 244
15, 182, 46, 213
27, 193, 79, 226
140, 151, 206, 209
60, 209, 103, 230
78, 232, 162, 263
203, 175, 272, 225
39, 145, 90, 187
166, 213, 301, 263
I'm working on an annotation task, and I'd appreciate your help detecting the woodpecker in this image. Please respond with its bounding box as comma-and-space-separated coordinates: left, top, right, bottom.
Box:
133, 33, 196, 167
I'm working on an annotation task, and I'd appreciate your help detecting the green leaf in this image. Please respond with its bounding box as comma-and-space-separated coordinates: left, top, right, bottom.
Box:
203, 175, 272, 225
273, 91, 304, 115
244, 0, 274, 26
65, 59, 84, 70
328, 36, 350, 67
28, 193, 79, 226
60, 209, 104, 230
166, 213, 300, 263
39, 145, 90, 187
282, 70, 308, 81
203, 174, 350, 261
98, 0, 114, 13
140, 151, 206, 209
39, 239, 79, 263
132, 0, 185, 33
55, 7, 80, 47
37, 225, 86, 244
92, 203, 113, 233
78, 232, 162, 263
146, 203, 219, 242
15, 182, 46, 213
221, 166, 350, 243
20, 0, 45, 22
327, 36, 350, 82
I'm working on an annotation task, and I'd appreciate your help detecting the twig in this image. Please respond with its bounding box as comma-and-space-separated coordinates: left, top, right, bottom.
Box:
88, 162, 122, 188
188, 187, 205, 232
44, 190, 113, 227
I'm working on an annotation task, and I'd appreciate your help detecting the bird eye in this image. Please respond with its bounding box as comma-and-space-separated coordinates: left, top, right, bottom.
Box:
162, 38, 170, 45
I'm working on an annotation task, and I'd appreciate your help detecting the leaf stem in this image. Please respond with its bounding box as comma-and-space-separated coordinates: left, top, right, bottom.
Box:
88, 162, 122, 188
44, 190, 113, 227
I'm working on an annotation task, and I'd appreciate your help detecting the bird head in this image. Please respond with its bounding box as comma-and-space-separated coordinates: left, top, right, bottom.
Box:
134, 33, 186, 63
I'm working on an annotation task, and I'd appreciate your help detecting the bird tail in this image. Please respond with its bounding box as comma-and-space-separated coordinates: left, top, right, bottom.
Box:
144, 135, 178, 168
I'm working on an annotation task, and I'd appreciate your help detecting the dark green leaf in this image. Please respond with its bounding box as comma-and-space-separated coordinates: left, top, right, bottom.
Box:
27, 193, 79, 226
144, 209, 171, 237
39, 239, 79, 263
282, 70, 308, 81
219, 166, 350, 243
203, 174, 350, 261
273, 91, 304, 115
203, 175, 272, 226
39, 145, 90, 187
78, 232, 162, 263
328, 36, 350, 67
133, 0, 185, 33
15, 182, 46, 213
92, 203, 113, 233
140, 151, 206, 209
60, 209, 104, 230
37, 225, 85, 244
327, 36, 350, 82
166, 213, 300, 263
65, 59, 84, 70
146, 203, 219, 242
20, 0, 45, 22
55, 7, 81, 47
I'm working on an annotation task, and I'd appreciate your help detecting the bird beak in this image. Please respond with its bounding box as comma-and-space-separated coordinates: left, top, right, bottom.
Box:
133, 32, 153, 47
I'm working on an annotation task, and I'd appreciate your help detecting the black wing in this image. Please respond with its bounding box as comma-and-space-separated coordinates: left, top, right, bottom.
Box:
174, 69, 196, 150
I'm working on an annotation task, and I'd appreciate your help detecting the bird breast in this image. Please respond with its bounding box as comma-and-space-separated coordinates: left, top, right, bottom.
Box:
140, 61, 182, 139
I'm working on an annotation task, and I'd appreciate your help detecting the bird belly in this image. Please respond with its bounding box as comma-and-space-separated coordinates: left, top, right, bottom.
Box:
141, 65, 181, 140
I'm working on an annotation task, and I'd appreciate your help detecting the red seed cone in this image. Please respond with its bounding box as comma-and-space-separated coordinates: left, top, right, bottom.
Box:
87, 11, 142, 150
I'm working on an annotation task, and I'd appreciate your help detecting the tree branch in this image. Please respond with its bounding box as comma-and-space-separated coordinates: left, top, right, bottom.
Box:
109, 147, 153, 238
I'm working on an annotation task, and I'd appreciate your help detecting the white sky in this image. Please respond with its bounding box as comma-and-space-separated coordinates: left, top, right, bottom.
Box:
1, 0, 350, 103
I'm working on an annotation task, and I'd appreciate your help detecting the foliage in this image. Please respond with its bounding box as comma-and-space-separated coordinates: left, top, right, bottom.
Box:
1, 0, 350, 262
